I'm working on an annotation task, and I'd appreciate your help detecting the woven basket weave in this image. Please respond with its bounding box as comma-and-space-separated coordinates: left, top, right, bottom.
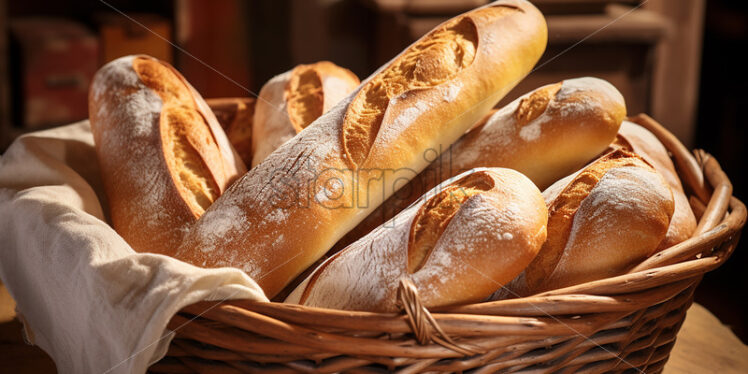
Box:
149, 114, 746, 374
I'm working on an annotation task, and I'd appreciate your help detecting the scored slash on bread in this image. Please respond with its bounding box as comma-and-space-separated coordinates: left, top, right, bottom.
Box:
496, 149, 675, 299
177, 0, 548, 298
251, 62, 360, 167
341, 9, 486, 168
285, 168, 548, 312
89, 55, 246, 256
335, 76, 626, 252
407, 175, 494, 274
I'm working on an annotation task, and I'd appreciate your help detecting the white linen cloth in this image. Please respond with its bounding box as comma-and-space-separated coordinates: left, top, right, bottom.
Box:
0, 120, 268, 374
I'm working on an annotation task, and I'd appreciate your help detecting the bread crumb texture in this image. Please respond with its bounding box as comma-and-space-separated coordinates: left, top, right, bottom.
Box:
342, 6, 511, 166
162, 106, 221, 214
408, 171, 495, 273
133, 57, 222, 217
286, 65, 324, 132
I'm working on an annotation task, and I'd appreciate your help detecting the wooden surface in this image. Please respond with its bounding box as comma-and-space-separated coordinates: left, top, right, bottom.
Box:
0, 282, 746, 373
664, 303, 748, 373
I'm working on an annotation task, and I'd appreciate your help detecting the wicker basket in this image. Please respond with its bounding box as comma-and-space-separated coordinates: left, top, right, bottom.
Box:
150, 114, 746, 374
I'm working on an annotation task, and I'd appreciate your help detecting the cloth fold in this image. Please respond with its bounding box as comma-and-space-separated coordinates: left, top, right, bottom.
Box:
0, 121, 268, 374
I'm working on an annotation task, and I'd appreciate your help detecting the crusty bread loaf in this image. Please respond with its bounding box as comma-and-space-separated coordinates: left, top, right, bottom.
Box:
335, 77, 625, 251
206, 97, 256, 167
89, 55, 246, 255
285, 168, 548, 312
251, 62, 359, 166
177, 0, 548, 298
501, 149, 674, 297
612, 121, 697, 249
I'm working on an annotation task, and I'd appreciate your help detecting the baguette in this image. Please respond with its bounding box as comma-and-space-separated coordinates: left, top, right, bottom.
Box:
89, 55, 246, 255
336, 77, 625, 251
251, 61, 360, 166
285, 168, 548, 312
178, 0, 548, 298
206, 97, 256, 167
612, 121, 697, 249
503, 149, 674, 297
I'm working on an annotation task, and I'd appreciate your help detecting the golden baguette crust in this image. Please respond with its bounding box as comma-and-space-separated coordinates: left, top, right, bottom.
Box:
336, 77, 625, 251
178, 0, 548, 298
89, 55, 246, 255
514, 150, 674, 296
612, 121, 697, 250
251, 61, 360, 167
285, 168, 548, 312
206, 97, 256, 167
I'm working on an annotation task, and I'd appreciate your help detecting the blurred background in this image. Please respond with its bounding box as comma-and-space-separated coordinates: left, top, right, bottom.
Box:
0, 0, 745, 362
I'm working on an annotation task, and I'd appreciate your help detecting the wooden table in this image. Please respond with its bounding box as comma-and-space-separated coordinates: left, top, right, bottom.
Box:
1, 282, 747, 373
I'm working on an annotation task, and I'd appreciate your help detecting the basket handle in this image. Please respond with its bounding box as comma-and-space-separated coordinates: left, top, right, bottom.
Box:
396, 278, 483, 356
